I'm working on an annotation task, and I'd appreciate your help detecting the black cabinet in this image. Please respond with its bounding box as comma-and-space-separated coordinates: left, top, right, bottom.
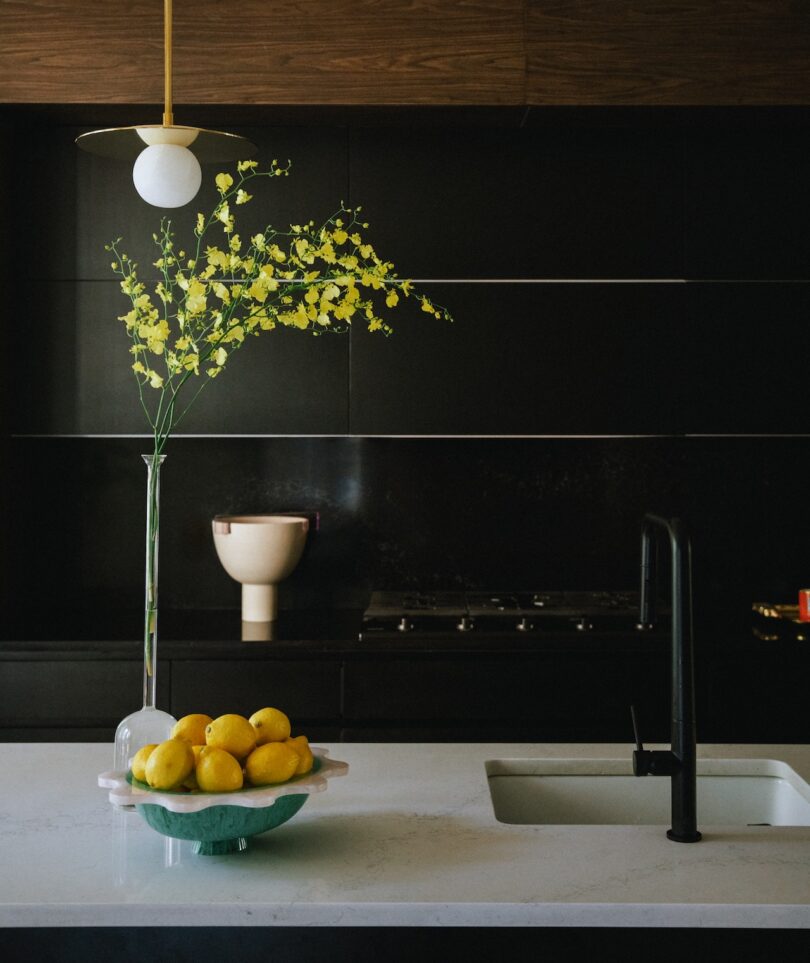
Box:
0, 658, 168, 739
3, 634, 805, 745
171, 659, 342, 730
342, 651, 670, 742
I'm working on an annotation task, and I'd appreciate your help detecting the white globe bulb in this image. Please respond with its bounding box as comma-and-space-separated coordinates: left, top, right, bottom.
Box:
132, 143, 202, 208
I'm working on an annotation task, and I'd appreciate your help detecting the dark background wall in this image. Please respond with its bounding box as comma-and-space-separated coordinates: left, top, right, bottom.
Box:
2, 105, 810, 742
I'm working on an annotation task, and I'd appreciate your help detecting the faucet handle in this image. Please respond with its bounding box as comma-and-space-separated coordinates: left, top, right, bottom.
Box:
630, 704, 681, 777
630, 704, 643, 752
630, 704, 654, 776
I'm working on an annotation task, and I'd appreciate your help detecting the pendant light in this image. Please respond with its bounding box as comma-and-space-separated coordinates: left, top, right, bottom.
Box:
76, 0, 256, 208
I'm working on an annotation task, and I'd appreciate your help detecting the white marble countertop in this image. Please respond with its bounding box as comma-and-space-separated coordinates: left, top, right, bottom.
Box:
2, 741, 810, 928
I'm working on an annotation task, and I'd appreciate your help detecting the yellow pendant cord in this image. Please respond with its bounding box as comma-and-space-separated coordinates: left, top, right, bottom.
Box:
163, 0, 174, 127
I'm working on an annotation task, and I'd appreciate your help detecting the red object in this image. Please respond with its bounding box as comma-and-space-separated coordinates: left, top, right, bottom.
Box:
799, 590, 810, 622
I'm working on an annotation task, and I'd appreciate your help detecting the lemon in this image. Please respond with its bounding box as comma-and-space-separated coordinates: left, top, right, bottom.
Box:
145, 739, 194, 790
196, 747, 244, 792
181, 745, 207, 791
285, 735, 314, 775
171, 713, 213, 745
130, 743, 158, 783
245, 742, 300, 786
249, 707, 291, 745
205, 714, 257, 759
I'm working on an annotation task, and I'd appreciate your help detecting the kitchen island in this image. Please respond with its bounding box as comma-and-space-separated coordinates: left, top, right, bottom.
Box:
1, 741, 809, 934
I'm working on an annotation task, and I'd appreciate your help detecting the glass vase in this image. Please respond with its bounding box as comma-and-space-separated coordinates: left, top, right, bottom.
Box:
113, 453, 176, 770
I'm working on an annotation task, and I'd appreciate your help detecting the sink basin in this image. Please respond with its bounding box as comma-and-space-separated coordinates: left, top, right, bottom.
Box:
486, 758, 810, 826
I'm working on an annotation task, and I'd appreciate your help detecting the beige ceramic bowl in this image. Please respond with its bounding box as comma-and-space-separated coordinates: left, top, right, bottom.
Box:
212, 514, 309, 622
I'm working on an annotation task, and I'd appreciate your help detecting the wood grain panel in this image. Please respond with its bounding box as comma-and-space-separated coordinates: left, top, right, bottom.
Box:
0, 0, 525, 105
528, 1, 810, 105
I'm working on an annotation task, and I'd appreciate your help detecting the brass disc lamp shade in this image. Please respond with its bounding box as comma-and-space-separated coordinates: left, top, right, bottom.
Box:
76, 0, 255, 207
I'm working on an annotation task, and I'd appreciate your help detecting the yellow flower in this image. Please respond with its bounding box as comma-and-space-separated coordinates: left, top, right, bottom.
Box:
421, 296, 435, 313
216, 201, 231, 225
155, 282, 172, 304
333, 229, 348, 245
195, 213, 205, 234
120, 274, 144, 296
215, 172, 234, 193
279, 303, 309, 329
213, 281, 230, 303
322, 282, 340, 302
254, 309, 276, 331
229, 234, 242, 253
304, 286, 320, 305
175, 336, 191, 350
206, 246, 229, 270
132, 360, 146, 375
333, 301, 356, 320
318, 242, 336, 264
237, 159, 258, 172
359, 244, 374, 259
361, 272, 383, 290
251, 233, 266, 251
183, 353, 200, 375
385, 289, 399, 308
148, 370, 164, 389
214, 347, 228, 366
247, 278, 269, 303
186, 279, 208, 315
137, 318, 170, 353
222, 325, 244, 344
235, 189, 252, 205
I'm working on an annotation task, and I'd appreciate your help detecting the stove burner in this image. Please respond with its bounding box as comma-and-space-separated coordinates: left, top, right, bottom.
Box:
360, 590, 652, 639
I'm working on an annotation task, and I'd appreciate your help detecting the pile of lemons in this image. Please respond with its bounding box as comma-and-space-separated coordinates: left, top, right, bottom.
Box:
130, 707, 314, 793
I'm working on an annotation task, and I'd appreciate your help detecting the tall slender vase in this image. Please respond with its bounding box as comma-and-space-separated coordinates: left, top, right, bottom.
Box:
113, 453, 176, 770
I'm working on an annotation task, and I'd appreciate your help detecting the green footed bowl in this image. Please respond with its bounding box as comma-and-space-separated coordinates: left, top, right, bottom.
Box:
99, 749, 349, 855
137, 789, 311, 855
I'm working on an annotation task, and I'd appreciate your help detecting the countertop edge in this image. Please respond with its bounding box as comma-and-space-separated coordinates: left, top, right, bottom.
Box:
4, 902, 810, 929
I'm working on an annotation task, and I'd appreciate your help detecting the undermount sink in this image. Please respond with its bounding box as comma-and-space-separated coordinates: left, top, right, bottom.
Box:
486, 758, 810, 827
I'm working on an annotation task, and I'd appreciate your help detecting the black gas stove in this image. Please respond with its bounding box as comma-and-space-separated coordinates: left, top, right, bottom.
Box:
359, 590, 655, 640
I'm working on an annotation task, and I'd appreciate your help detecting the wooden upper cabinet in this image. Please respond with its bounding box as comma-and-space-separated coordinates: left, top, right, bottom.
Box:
1, 1, 808, 106
528, 1, 810, 105
0, 0, 525, 105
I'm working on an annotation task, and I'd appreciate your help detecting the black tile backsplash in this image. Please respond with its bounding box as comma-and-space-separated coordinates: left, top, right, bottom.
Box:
350, 281, 689, 434
348, 124, 684, 279
685, 123, 810, 279
7, 435, 810, 650
4, 106, 810, 668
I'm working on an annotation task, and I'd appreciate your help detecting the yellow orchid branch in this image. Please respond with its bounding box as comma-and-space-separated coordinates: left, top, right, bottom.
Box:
108, 161, 452, 453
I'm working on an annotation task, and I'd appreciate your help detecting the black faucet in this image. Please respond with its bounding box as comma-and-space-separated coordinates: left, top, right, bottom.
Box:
632, 513, 701, 843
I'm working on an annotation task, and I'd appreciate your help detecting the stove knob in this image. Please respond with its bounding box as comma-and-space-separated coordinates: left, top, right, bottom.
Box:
397, 617, 413, 633
456, 617, 474, 633
516, 617, 533, 632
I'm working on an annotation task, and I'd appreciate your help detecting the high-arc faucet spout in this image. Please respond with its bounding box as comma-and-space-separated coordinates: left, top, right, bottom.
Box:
633, 513, 702, 843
